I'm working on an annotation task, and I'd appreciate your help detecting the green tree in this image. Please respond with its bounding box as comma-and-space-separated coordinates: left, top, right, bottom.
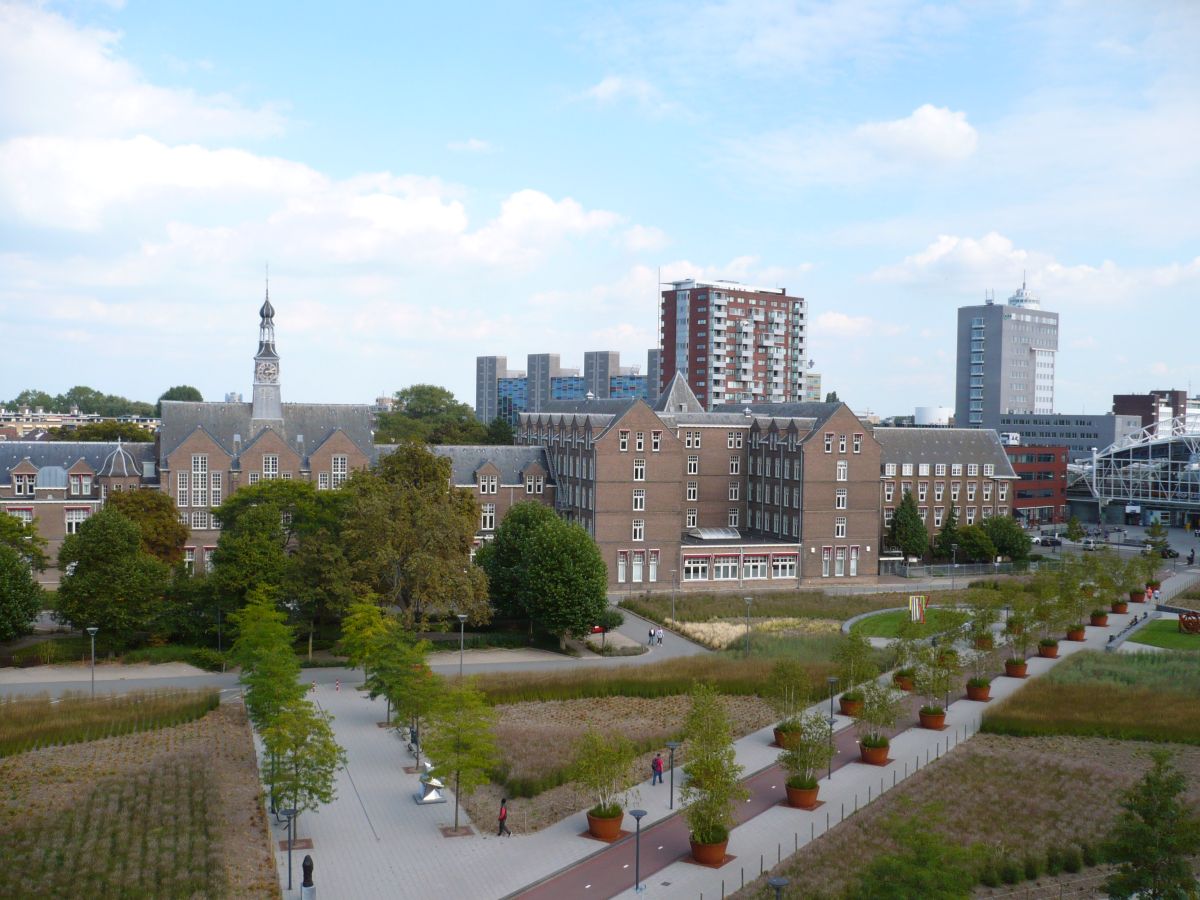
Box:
0, 511, 49, 572
955, 524, 997, 563
835, 630, 877, 699
824, 391, 840, 403
1065, 516, 1086, 542
339, 599, 391, 678
262, 698, 347, 831
484, 417, 515, 446
1145, 519, 1171, 553
570, 729, 638, 818
342, 443, 489, 626
229, 588, 306, 731
210, 503, 288, 607
478, 501, 558, 620
8, 388, 54, 410
155, 385, 203, 416
980, 515, 1032, 562
56, 507, 170, 649
423, 682, 499, 832
363, 622, 442, 766
106, 488, 189, 565
48, 421, 154, 442
0, 544, 44, 642
853, 810, 981, 900
374, 384, 488, 445
521, 518, 608, 645
1104, 750, 1200, 899
286, 526, 355, 659
679, 682, 749, 845
933, 506, 960, 561
889, 489, 928, 559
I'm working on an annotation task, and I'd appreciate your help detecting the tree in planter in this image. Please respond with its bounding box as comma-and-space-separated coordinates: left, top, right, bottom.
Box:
854, 679, 904, 760
679, 683, 749, 850
888, 490, 928, 559
964, 588, 1001, 649
834, 630, 877, 706
889, 617, 922, 688
569, 729, 638, 832
966, 645, 999, 699
262, 697, 347, 836
423, 682, 499, 833
765, 659, 811, 742
778, 710, 835, 806
914, 644, 960, 720
1103, 750, 1200, 900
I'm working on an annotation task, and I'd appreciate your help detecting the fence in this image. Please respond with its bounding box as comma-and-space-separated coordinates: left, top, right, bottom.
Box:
888, 559, 1063, 579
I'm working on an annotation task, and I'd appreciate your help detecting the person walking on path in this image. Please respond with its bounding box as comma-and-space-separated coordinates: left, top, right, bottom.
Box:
498, 798, 512, 836
651, 753, 664, 785
656, 627, 664, 646
648, 627, 655, 647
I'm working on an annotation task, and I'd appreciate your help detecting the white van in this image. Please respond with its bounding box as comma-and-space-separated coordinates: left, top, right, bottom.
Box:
1081, 538, 1098, 551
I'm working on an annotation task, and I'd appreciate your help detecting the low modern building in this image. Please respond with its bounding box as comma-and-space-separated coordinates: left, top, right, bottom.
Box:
1004, 445, 1069, 525
1112, 390, 1200, 435
996, 413, 1141, 461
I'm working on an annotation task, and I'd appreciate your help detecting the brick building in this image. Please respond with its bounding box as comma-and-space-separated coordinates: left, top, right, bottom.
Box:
658, 279, 808, 410
516, 375, 881, 590
1004, 445, 1068, 525
429, 445, 556, 544
874, 428, 1019, 544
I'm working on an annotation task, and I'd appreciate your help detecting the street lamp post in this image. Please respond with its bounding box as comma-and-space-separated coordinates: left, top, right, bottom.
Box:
281, 807, 298, 891
827, 675, 838, 782
743, 596, 753, 657
456, 613, 468, 679
768, 876, 791, 900
86, 626, 98, 698
630, 808, 648, 893
665, 740, 680, 810
951, 543, 959, 590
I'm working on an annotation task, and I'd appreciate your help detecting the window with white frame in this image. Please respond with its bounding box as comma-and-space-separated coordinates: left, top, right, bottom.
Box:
687, 455, 699, 475
783, 486, 790, 506
7, 508, 33, 526
631, 551, 644, 582
685, 508, 697, 527
935, 463, 947, 476
619, 430, 629, 452
772, 555, 796, 579
951, 482, 960, 501
998, 484, 1007, 501
743, 555, 768, 579
69, 474, 93, 496
934, 507, 944, 527
481, 503, 496, 531
967, 483, 976, 501
617, 551, 627, 582
836, 488, 848, 509
821, 546, 832, 577
263, 455, 278, 480
651, 431, 661, 452
853, 433, 863, 454
632, 519, 645, 541
835, 546, 846, 576
526, 475, 536, 494
934, 482, 944, 501
633, 458, 645, 481
318, 472, 330, 490
883, 508, 894, 525
902, 463, 913, 476
683, 557, 709, 581
211, 471, 222, 505
729, 456, 740, 475
687, 481, 698, 501
13, 474, 34, 496
919, 506, 927, 521
191, 511, 209, 530
849, 546, 859, 576
183, 547, 195, 574
982, 506, 993, 518
918, 482, 928, 502
535, 476, 544, 493
836, 460, 848, 481
918, 463, 930, 476
632, 489, 646, 511
967, 463, 979, 476
966, 506, 976, 525
951, 463, 963, 476
983, 464, 994, 476
249, 472, 260, 485
635, 432, 644, 451
884, 463, 897, 476
824, 433, 833, 453
727, 432, 737, 449
728, 482, 739, 501
713, 556, 738, 580
838, 434, 847, 453
177, 471, 189, 507
648, 550, 659, 582
884, 483, 894, 502
728, 508, 739, 527
834, 516, 847, 538
983, 483, 992, 501
192, 455, 208, 506
65, 507, 89, 534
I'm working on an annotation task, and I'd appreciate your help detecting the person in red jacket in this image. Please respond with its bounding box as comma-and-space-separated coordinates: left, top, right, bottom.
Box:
651, 752, 664, 785
498, 798, 512, 836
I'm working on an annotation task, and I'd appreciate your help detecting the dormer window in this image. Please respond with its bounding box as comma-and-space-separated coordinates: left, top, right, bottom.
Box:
69, 474, 92, 496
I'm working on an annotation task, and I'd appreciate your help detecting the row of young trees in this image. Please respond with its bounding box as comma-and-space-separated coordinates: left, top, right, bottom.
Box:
888, 490, 1032, 563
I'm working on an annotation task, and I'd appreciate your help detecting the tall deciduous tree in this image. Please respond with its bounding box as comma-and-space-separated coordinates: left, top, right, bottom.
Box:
339, 599, 391, 678
423, 682, 499, 832
56, 507, 170, 649
0, 544, 44, 642
342, 443, 489, 626
374, 384, 488, 445
980, 515, 1032, 562
478, 502, 559, 620
155, 385, 203, 416
889, 489, 929, 559
484, 417, 515, 446
0, 512, 48, 572
954, 524, 997, 563
518, 518, 608, 644
229, 589, 305, 731
210, 503, 288, 607
363, 622, 442, 766
1104, 750, 1200, 899
107, 488, 189, 565
262, 698, 347, 831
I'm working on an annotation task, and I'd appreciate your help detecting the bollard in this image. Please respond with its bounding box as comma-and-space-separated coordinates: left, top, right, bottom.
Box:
868, 786, 871, 802
881, 777, 884, 795
854, 794, 858, 813
335, 679, 340, 692
301, 855, 315, 900
809, 824, 812, 843
841, 802, 844, 822
778, 843, 781, 863
826, 811, 830, 831
893, 771, 897, 787
760, 854, 763, 875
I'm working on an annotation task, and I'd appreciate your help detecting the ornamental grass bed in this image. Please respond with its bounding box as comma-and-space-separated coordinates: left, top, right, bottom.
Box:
0, 700, 277, 899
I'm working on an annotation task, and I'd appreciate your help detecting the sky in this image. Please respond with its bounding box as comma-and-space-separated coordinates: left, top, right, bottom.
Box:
1, 0, 1198, 417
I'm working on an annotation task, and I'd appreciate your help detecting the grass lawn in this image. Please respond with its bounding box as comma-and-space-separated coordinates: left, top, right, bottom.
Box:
0, 702, 276, 898
1126, 618, 1200, 651
982, 650, 1200, 744
621, 589, 978, 625
850, 607, 969, 639
734, 734, 1200, 899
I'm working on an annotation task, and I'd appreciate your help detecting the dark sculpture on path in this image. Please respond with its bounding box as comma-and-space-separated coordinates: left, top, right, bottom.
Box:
1179, 612, 1200, 635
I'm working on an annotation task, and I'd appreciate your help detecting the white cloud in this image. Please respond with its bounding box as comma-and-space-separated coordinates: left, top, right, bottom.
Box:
0, 3, 284, 141
582, 75, 679, 115
814, 311, 904, 339
447, 138, 494, 153
622, 224, 669, 252
726, 104, 977, 187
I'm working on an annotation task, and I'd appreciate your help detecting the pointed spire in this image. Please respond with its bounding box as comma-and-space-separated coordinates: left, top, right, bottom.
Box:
260, 263, 275, 320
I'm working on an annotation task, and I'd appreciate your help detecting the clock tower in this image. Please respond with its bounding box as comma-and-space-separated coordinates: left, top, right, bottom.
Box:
251, 289, 284, 424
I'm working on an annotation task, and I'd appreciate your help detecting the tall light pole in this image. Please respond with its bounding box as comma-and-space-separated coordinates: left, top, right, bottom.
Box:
281, 807, 298, 891
665, 740, 680, 810
669, 569, 678, 625
768, 876, 791, 900
630, 808, 648, 894
826, 676, 838, 782
951, 542, 959, 590
86, 626, 98, 698
743, 596, 753, 657
456, 614, 468, 680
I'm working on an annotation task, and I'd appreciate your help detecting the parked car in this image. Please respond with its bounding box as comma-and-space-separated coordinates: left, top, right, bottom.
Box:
1035, 536, 1062, 547
1081, 538, 1098, 551
1141, 546, 1179, 559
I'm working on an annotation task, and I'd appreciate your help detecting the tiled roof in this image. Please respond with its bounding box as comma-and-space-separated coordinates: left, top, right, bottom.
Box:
429, 445, 554, 486
872, 427, 1018, 477
0, 441, 156, 485
714, 401, 842, 434
652, 374, 704, 414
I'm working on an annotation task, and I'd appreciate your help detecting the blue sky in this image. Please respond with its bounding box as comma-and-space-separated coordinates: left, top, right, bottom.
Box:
1, 0, 1197, 416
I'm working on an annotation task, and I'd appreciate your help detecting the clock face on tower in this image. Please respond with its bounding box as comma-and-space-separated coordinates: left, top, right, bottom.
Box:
256, 361, 279, 382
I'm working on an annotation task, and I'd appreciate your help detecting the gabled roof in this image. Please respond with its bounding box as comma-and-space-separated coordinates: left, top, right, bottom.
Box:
872, 427, 1018, 477
428, 445, 555, 486
538, 398, 636, 416
715, 401, 843, 434
0, 441, 156, 485
652, 373, 704, 414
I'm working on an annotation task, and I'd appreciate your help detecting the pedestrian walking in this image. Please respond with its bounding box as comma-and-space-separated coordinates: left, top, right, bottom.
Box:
651, 753, 664, 785
498, 798, 512, 836
648, 627, 655, 647
1153, 588, 1162, 602
656, 627, 664, 646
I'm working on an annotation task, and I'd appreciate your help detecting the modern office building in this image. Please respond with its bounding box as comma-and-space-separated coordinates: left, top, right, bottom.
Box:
1004, 445, 1069, 525
997, 413, 1141, 461
658, 279, 807, 411
1112, 390, 1200, 435
646, 350, 661, 403
955, 282, 1058, 430
476, 351, 652, 424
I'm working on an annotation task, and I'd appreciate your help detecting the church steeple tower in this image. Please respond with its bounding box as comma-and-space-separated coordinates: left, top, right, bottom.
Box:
251, 281, 283, 423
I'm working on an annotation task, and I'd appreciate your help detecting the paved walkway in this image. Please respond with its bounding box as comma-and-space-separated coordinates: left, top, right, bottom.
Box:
268, 577, 1181, 899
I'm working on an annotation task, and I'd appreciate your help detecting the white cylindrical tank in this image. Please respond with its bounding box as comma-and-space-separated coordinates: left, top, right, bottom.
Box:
914, 406, 953, 426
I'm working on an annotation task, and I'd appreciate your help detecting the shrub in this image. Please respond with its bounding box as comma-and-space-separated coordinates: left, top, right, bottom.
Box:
1081, 841, 1099, 867
1062, 844, 1082, 873
1046, 845, 1063, 875
999, 858, 1022, 884
1023, 853, 1041, 880
979, 864, 1000, 887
